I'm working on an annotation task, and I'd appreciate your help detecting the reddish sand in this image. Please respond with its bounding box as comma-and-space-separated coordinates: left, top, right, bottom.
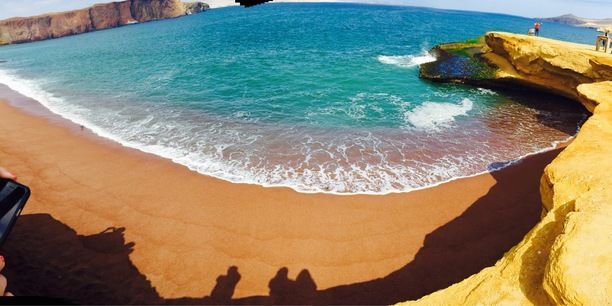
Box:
0, 88, 568, 304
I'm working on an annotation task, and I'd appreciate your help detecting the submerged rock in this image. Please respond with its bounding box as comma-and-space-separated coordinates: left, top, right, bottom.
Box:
419, 39, 496, 84
0, 0, 209, 45
401, 32, 612, 305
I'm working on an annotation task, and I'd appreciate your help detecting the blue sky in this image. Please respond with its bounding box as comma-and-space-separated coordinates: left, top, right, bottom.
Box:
0, 0, 611, 20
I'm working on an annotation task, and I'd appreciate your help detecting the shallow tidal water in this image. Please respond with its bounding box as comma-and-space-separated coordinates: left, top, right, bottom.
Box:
0, 3, 591, 194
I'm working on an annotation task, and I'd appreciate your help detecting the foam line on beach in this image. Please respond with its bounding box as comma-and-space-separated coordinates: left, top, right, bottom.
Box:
0, 69, 579, 196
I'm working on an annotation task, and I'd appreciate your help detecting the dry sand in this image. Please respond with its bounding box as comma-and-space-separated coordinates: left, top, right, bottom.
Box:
0, 86, 568, 304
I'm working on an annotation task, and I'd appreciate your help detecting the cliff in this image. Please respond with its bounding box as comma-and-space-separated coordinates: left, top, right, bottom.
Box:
421, 33, 612, 111
543, 14, 612, 29
403, 33, 612, 305
0, 0, 209, 45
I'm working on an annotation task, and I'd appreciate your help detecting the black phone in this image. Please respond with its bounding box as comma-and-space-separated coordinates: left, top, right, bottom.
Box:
0, 179, 30, 246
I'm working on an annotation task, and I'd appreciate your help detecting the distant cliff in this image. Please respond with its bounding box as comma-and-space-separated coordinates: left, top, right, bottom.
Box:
542, 14, 612, 29
0, 0, 209, 45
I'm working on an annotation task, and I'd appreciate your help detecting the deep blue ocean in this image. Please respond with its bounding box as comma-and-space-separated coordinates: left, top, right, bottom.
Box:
0, 3, 591, 193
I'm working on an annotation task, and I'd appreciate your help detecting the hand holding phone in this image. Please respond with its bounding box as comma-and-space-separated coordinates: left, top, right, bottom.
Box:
0, 179, 30, 246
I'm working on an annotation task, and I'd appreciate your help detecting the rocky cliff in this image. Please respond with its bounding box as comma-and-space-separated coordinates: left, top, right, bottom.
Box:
543, 14, 612, 29
403, 32, 612, 305
0, 0, 209, 45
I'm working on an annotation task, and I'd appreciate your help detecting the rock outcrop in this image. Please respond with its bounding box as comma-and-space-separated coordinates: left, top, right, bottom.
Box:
90, 2, 136, 30
542, 14, 612, 29
421, 32, 612, 111
402, 33, 612, 305
0, 0, 209, 45
482, 33, 611, 108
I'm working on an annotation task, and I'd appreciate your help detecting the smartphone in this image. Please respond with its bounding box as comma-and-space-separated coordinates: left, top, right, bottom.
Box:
0, 179, 30, 246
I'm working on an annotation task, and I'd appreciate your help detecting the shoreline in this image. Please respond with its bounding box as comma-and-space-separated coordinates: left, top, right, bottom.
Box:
0, 83, 571, 303
0, 76, 578, 196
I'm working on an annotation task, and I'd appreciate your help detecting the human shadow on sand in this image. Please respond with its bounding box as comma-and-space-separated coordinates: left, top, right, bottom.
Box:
0, 148, 561, 304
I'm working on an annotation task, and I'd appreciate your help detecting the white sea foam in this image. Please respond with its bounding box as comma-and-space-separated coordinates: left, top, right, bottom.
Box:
404, 98, 473, 129
377, 51, 436, 69
0, 69, 95, 127
477, 88, 498, 96
306, 92, 408, 121
0, 69, 582, 196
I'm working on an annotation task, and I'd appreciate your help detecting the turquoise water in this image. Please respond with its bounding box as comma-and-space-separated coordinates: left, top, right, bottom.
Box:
0, 3, 590, 193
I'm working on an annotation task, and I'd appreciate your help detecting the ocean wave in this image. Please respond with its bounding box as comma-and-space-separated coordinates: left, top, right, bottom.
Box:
0, 69, 580, 196
305, 92, 408, 122
404, 98, 473, 129
377, 51, 436, 69
0, 69, 92, 120
476, 88, 498, 95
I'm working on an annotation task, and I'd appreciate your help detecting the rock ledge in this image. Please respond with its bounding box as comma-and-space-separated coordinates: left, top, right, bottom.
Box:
401, 32, 612, 305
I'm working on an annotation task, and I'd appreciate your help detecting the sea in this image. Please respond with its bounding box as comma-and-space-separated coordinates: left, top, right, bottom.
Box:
0, 3, 593, 194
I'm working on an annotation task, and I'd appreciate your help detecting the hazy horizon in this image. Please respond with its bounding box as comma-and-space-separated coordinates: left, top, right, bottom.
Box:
0, 0, 610, 20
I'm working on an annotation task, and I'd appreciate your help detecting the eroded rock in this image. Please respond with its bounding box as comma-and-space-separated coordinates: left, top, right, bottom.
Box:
401, 32, 612, 306
0, 0, 209, 45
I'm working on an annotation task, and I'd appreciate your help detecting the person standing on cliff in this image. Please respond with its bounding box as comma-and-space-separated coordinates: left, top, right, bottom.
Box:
534, 21, 541, 36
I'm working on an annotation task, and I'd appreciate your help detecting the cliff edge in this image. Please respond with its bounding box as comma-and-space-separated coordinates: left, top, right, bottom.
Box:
403, 33, 612, 305
0, 0, 209, 45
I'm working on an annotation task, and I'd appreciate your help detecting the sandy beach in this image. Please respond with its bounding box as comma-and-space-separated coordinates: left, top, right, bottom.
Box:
0, 84, 571, 304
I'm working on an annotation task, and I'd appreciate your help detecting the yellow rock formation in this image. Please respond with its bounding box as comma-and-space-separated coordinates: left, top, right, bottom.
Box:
400, 33, 612, 305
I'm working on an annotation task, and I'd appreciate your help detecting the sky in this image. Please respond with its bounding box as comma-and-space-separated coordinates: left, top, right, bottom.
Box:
0, 0, 611, 20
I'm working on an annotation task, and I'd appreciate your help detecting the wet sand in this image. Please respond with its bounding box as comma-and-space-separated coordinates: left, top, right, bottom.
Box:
0, 87, 569, 304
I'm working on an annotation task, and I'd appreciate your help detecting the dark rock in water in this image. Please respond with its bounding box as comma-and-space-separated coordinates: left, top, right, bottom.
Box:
419, 41, 497, 85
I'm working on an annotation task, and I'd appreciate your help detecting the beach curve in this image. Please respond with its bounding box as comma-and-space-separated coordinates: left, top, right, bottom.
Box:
0, 84, 563, 303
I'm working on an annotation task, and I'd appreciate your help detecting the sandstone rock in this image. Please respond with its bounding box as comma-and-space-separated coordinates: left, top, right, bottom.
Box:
483, 33, 603, 101
0, 15, 51, 44
49, 9, 93, 38
184, 2, 210, 14
541, 82, 612, 305
90, 2, 136, 30
131, 0, 186, 22
577, 81, 612, 112
422, 32, 612, 109
590, 57, 612, 80
402, 33, 612, 306
0, 0, 208, 45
